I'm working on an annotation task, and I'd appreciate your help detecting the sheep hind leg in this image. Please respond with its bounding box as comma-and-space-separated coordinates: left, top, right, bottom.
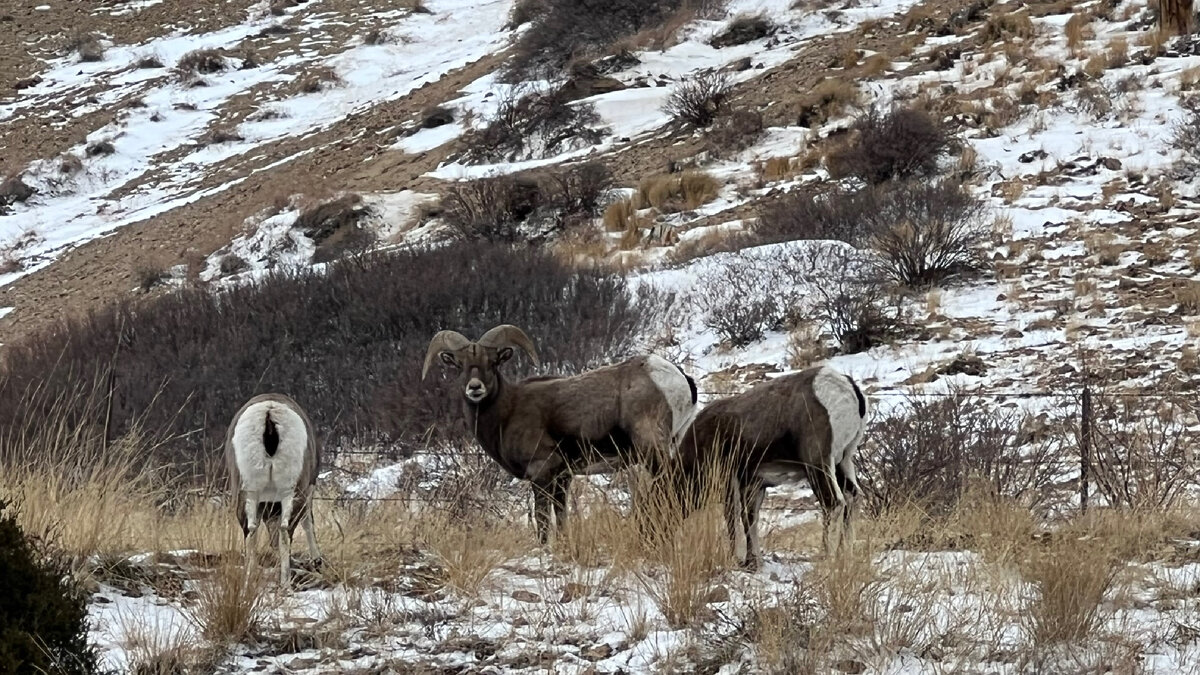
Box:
302, 509, 323, 565
242, 492, 260, 566
278, 491, 296, 588
835, 457, 861, 554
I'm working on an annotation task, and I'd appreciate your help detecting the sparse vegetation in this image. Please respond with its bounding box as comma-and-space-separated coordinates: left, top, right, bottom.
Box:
664, 70, 732, 128
864, 180, 989, 286
462, 85, 605, 163
827, 105, 951, 185
634, 170, 721, 212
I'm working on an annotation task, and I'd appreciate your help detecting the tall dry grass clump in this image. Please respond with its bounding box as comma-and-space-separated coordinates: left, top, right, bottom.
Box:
633, 171, 721, 211
627, 452, 738, 627
0, 376, 174, 577
421, 514, 532, 596
1020, 534, 1121, 645
184, 553, 272, 644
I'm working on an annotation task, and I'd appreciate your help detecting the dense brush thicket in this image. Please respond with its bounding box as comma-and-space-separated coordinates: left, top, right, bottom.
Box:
0, 243, 665, 471
0, 501, 99, 675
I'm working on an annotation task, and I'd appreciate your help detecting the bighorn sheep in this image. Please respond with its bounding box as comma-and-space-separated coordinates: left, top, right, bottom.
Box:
422, 324, 697, 544
674, 365, 868, 569
225, 393, 323, 586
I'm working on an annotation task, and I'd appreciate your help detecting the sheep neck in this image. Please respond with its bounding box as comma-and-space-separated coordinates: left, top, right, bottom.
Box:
464, 372, 524, 478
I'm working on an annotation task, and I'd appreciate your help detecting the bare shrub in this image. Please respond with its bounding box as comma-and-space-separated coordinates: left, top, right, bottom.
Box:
462, 85, 605, 163
176, 49, 226, 76
1170, 97, 1200, 170
440, 175, 543, 242
810, 266, 906, 354
858, 392, 1066, 517
827, 105, 951, 185
70, 33, 105, 62
691, 257, 791, 347
134, 55, 164, 69
710, 13, 775, 48
1088, 389, 1200, 509
756, 184, 875, 245
135, 264, 170, 293
864, 180, 989, 287
537, 161, 614, 221
664, 70, 731, 127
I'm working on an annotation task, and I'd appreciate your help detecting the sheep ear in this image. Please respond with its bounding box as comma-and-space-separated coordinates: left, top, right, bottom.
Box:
439, 351, 458, 367
496, 347, 514, 364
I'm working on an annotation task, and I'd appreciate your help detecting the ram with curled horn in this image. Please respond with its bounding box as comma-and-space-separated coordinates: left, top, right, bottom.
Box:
422, 324, 698, 544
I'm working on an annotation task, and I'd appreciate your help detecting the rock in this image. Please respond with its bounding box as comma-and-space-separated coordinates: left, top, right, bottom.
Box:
582, 643, 613, 660
1018, 149, 1048, 163
1100, 157, 1122, 170
1002, 328, 1024, 339
512, 589, 543, 603
834, 659, 867, 674
703, 585, 731, 604
937, 353, 988, 377
559, 582, 588, 603
726, 56, 753, 72
13, 75, 42, 90
561, 75, 625, 100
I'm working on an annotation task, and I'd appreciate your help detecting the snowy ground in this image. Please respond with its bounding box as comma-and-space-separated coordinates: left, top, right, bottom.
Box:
4, 0, 1199, 671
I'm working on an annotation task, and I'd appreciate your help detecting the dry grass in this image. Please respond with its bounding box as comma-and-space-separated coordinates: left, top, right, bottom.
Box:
634, 171, 721, 211
603, 198, 637, 231
796, 77, 860, 128
1107, 37, 1129, 69
184, 554, 273, 644
1020, 535, 1121, 645
1173, 279, 1200, 314
861, 53, 890, 78
423, 515, 533, 596
1064, 12, 1092, 53
786, 322, 825, 369
982, 12, 1036, 41
117, 606, 215, 675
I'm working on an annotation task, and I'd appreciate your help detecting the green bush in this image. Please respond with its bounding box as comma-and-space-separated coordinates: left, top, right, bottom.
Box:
0, 501, 99, 675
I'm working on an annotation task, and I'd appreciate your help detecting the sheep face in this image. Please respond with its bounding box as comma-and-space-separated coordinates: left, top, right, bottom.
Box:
422, 325, 540, 405
437, 343, 515, 404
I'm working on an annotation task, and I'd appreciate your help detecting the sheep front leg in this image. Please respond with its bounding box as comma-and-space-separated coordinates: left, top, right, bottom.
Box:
550, 472, 572, 535
531, 480, 556, 546
742, 483, 766, 571
302, 509, 323, 565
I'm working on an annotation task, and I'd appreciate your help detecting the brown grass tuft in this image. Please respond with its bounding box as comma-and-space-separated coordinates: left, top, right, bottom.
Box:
634, 171, 721, 211
184, 554, 272, 644
1020, 534, 1121, 645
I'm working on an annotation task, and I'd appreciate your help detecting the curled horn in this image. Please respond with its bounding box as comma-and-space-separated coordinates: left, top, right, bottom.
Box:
421, 330, 472, 380
477, 324, 540, 367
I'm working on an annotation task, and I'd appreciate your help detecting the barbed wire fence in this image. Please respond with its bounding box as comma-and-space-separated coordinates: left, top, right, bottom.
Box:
309, 380, 1200, 517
